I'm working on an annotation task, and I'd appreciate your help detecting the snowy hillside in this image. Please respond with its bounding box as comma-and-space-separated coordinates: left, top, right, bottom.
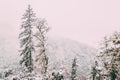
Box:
35, 37, 97, 76
0, 37, 97, 78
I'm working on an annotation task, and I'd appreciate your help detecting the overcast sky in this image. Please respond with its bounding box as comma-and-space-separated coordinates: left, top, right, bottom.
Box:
0, 0, 120, 47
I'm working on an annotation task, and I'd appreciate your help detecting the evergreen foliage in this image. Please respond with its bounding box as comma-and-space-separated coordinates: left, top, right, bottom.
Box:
100, 32, 120, 80
71, 57, 77, 80
19, 5, 36, 73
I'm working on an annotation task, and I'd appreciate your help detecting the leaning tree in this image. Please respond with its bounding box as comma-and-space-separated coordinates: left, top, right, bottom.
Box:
34, 18, 49, 75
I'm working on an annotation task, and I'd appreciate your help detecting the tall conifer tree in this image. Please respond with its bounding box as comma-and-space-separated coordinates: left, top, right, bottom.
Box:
19, 5, 36, 73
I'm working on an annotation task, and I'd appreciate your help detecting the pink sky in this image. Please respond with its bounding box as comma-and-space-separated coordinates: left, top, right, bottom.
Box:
0, 0, 120, 47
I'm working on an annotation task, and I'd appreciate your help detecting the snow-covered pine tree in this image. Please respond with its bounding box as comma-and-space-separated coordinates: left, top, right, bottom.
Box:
34, 18, 49, 75
71, 57, 77, 80
19, 5, 36, 73
100, 36, 110, 69
100, 32, 120, 80
91, 66, 96, 80
90, 61, 101, 80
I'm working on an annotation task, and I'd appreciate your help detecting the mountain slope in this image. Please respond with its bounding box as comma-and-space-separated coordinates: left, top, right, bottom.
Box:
0, 37, 97, 77
35, 37, 97, 76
